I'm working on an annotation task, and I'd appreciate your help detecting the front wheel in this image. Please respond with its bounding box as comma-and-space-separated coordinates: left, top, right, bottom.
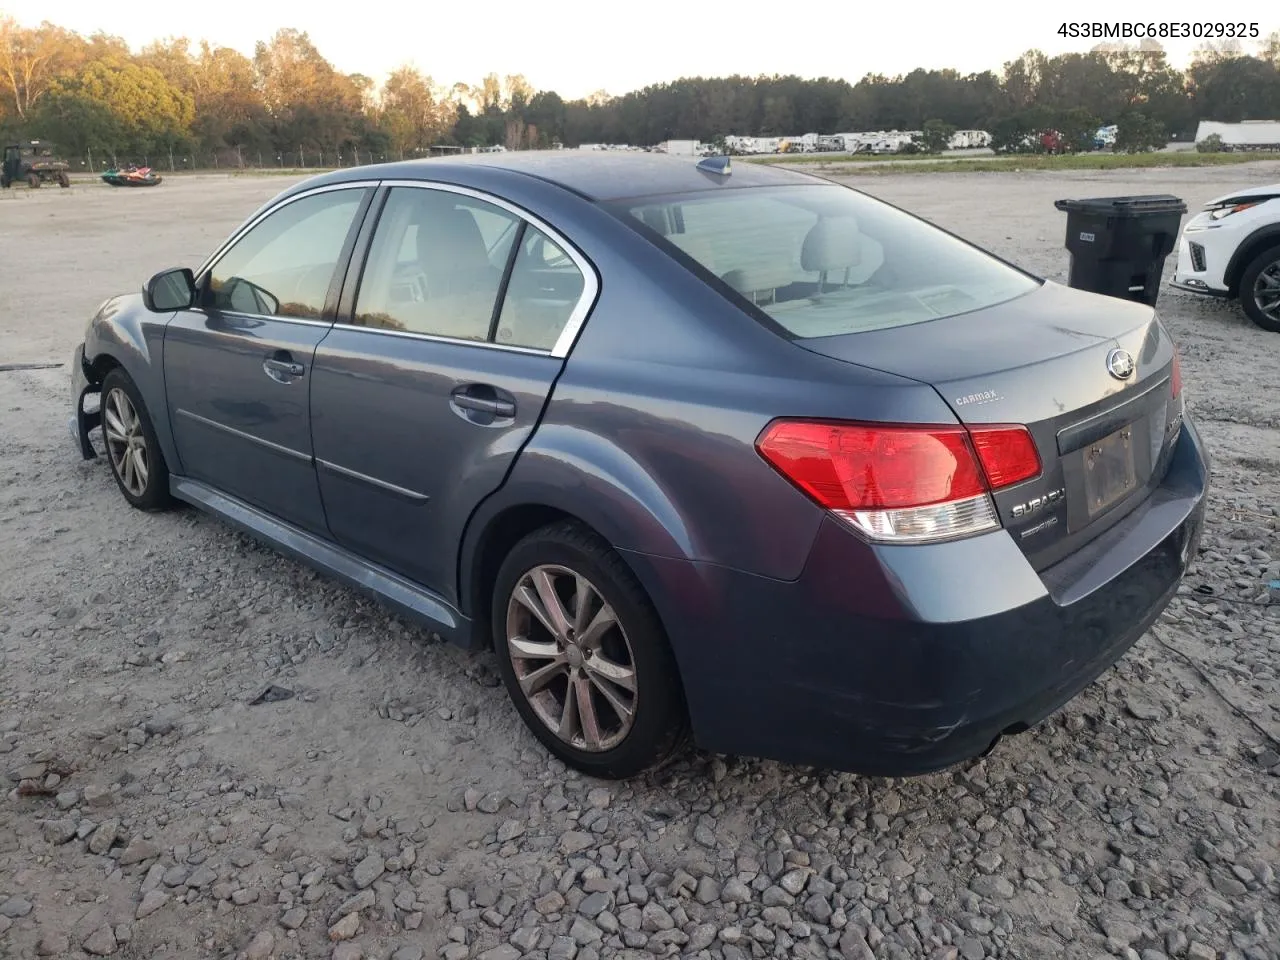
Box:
27, 173, 40, 188
58, 172, 70, 188
1240, 245, 1280, 334
492, 521, 687, 779
100, 368, 172, 511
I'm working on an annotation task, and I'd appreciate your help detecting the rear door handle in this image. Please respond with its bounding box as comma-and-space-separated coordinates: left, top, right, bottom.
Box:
263, 355, 305, 381
453, 394, 516, 417
450, 384, 516, 420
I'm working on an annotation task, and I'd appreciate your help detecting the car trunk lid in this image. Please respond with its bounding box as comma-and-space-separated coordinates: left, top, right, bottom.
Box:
792, 281, 1183, 569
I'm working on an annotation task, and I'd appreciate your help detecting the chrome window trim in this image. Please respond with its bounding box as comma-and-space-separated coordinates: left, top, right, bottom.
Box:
192, 181, 379, 326
326, 323, 554, 357
336, 179, 601, 360
195, 181, 379, 282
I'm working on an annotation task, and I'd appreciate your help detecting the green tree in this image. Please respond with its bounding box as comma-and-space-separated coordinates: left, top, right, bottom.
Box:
39, 56, 192, 157
1114, 111, 1165, 152
914, 119, 955, 153
379, 65, 453, 157
1055, 106, 1103, 152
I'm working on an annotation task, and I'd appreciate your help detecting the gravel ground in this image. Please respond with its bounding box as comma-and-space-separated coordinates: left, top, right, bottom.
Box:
1, 165, 1279, 960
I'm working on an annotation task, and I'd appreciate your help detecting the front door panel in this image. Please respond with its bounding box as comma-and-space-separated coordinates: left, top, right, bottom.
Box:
162, 184, 373, 535
165, 315, 331, 533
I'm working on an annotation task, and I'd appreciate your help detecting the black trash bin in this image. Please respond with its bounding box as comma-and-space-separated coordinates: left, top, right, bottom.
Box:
1053, 194, 1187, 307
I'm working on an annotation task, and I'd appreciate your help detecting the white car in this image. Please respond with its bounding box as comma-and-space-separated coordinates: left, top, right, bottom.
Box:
1171, 182, 1280, 332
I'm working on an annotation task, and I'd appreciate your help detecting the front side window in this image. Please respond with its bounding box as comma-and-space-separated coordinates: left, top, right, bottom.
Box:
206, 188, 367, 320
614, 185, 1039, 337
353, 187, 520, 341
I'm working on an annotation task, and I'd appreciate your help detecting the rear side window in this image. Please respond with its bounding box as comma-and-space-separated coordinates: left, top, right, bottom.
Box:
615, 185, 1038, 337
495, 227, 587, 351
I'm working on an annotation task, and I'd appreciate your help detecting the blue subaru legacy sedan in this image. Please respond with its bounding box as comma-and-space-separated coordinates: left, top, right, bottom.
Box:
68, 152, 1208, 779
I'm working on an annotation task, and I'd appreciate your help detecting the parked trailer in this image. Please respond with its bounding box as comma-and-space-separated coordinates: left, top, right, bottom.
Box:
660, 139, 700, 156
948, 130, 992, 149
1194, 120, 1280, 151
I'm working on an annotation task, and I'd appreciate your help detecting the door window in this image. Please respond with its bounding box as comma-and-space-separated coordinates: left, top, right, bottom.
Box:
353, 187, 520, 341
205, 188, 367, 321
493, 227, 588, 351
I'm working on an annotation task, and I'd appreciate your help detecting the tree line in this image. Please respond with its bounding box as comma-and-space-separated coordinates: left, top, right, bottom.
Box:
2, 17, 1279, 167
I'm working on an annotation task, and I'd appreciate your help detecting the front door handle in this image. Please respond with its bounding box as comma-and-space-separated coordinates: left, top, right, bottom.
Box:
450, 384, 516, 421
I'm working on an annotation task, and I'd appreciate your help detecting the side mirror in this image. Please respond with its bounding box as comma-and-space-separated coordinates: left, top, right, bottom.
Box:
142, 267, 196, 312
220, 276, 280, 316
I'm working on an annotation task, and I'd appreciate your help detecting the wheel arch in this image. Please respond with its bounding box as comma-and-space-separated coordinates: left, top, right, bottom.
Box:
1224, 226, 1280, 296
81, 296, 180, 475
460, 499, 697, 756
457, 430, 702, 638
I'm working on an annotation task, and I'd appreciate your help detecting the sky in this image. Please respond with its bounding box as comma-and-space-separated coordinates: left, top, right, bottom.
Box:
22, 1, 1278, 99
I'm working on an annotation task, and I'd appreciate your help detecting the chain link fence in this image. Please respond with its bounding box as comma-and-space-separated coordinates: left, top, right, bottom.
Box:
70, 147, 448, 175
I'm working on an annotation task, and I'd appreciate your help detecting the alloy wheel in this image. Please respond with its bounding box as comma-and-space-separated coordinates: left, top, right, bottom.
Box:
1253, 260, 1280, 324
103, 387, 149, 497
505, 564, 638, 752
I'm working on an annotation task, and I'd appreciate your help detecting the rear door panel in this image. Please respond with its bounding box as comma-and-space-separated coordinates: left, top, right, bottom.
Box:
309, 182, 597, 601
310, 333, 564, 597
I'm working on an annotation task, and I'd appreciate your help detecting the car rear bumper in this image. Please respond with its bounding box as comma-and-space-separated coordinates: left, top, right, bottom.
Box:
623, 415, 1209, 776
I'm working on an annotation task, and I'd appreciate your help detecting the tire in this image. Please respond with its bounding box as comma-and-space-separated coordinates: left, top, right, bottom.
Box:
27, 173, 39, 188
1239, 244, 1280, 334
99, 368, 172, 511
58, 172, 70, 188
491, 521, 687, 779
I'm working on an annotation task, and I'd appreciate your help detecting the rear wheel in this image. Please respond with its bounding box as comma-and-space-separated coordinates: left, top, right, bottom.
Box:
27, 173, 39, 188
1240, 245, 1280, 334
491, 521, 687, 779
58, 172, 70, 188
100, 368, 172, 511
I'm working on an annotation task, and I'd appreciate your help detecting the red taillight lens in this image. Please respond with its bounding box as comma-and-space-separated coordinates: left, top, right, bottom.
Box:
968, 425, 1042, 488
756, 420, 1041, 543
755, 421, 984, 510
1170, 349, 1182, 399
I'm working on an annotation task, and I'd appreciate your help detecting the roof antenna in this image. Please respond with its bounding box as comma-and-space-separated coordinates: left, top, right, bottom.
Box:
696, 155, 731, 177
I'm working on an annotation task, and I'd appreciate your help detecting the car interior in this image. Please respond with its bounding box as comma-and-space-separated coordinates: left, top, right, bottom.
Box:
627, 189, 1037, 337
355, 189, 584, 350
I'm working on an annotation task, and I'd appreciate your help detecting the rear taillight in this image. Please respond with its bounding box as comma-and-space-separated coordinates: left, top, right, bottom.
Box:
756, 420, 1041, 543
1170, 349, 1182, 399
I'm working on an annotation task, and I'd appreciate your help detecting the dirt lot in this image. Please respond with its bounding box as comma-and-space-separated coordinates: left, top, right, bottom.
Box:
2, 165, 1278, 960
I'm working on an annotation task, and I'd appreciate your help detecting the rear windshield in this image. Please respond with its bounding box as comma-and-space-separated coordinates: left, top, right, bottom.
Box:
614, 184, 1039, 337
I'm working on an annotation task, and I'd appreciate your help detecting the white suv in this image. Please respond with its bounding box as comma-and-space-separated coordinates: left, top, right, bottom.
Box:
1171, 182, 1280, 332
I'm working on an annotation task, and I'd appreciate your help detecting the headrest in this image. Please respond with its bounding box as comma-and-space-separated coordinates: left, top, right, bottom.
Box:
801, 217, 863, 274
416, 203, 490, 274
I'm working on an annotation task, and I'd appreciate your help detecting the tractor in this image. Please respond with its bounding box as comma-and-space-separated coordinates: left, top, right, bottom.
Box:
1, 140, 71, 188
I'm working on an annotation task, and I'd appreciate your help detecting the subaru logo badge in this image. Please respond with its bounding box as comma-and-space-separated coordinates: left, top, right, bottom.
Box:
1106, 348, 1135, 381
